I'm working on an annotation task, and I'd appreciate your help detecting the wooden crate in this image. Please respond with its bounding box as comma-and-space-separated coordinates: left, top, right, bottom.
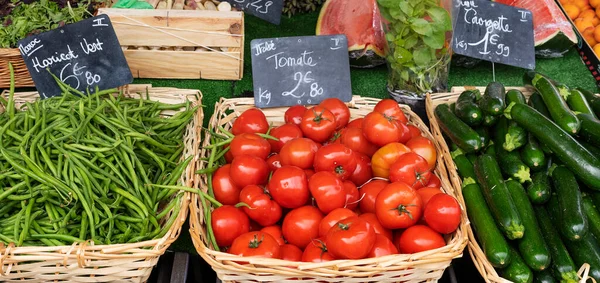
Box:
97, 8, 244, 80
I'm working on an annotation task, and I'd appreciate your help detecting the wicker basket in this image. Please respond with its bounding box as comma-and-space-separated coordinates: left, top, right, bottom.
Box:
0, 49, 34, 88
0, 85, 203, 282
189, 96, 469, 283
426, 87, 592, 283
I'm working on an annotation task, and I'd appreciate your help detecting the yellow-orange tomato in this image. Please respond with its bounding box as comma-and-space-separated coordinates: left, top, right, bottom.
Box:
371, 143, 411, 178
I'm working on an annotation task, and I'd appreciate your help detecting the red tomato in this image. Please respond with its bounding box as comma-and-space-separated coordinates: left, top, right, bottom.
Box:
261, 225, 285, 246
212, 164, 241, 206
268, 166, 309, 209
230, 155, 269, 188
417, 187, 444, 207
300, 106, 337, 143
282, 206, 323, 249
397, 225, 445, 254
224, 144, 234, 163
268, 124, 303, 153
284, 105, 307, 126
346, 118, 363, 129
239, 185, 282, 227
318, 208, 357, 237
313, 143, 357, 180
229, 133, 271, 160
425, 174, 441, 189
407, 124, 422, 138
358, 212, 393, 240
325, 216, 376, 259
406, 136, 437, 171
211, 205, 250, 247
229, 231, 281, 259
319, 98, 350, 130
389, 152, 432, 189
339, 127, 378, 157
373, 99, 408, 124
358, 179, 389, 214
280, 244, 303, 261
304, 169, 315, 179
232, 108, 269, 135
279, 138, 319, 169
267, 154, 282, 172
349, 152, 373, 187
396, 121, 412, 144
362, 112, 403, 147
302, 238, 336, 262
424, 194, 461, 234
343, 180, 359, 211
371, 143, 411, 178
367, 234, 398, 258
375, 182, 423, 229
309, 171, 346, 214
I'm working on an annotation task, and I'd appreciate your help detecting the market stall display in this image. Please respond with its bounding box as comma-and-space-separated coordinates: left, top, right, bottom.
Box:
0, 73, 203, 281
426, 73, 600, 282
189, 96, 468, 282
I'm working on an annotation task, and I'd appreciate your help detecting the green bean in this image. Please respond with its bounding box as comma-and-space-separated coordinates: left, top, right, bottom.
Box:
30, 233, 83, 243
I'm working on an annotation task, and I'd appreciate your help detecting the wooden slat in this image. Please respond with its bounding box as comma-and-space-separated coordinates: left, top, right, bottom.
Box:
98, 9, 242, 47
123, 50, 242, 80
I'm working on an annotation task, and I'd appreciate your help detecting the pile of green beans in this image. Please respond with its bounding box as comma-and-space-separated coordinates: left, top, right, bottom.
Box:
0, 65, 198, 246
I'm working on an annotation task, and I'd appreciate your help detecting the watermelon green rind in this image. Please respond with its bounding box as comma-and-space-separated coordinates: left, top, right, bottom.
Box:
316, 0, 387, 67
535, 29, 578, 58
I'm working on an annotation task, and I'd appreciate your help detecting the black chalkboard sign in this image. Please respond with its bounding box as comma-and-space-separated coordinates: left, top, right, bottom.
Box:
223, 0, 283, 25
250, 35, 353, 108
18, 15, 133, 99
452, 0, 535, 70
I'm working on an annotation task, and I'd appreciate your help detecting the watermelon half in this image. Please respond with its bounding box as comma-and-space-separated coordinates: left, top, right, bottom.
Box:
494, 0, 577, 58
316, 0, 387, 68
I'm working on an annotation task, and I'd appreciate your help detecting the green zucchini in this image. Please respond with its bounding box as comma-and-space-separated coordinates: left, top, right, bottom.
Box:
589, 191, 600, 207
523, 71, 559, 87
480, 82, 506, 116
520, 134, 546, 172
532, 75, 581, 134
534, 205, 579, 283
483, 113, 499, 127
495, 120, 532, 183
509, 102, 600, 190
533, 269, 555, 283
499, 246, 534, 283
474, 154, 524, 239
567, 89, 597, 119
455, 90, 483, 126
576, 87, 600, 118
466, 153, 477, 165
474, 127, 490, 148
506, 120, 528, 151
506, 89, 527, 105
485, 142, 496, 156
462, 180, 512, 268
577, 113, 600, 148
506, 180, 551, 271
434, 104, 483, 153
551, 166, 588, 241
450, 148, 476, 182
562, 229, 600, 281
580, 140, 600, 157
528, 92, 552, 118
527, 171, 551, 205
582, 194, 600, 241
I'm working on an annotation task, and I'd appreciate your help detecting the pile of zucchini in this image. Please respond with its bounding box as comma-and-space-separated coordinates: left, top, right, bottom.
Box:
435, 71, 600, 283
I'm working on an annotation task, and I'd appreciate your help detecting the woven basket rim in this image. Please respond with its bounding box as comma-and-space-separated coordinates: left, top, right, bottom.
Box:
188, 96, 469, 282
0, 85, 202, 270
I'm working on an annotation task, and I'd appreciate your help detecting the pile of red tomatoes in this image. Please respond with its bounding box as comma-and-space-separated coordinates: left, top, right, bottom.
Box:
207, 98, 461, 262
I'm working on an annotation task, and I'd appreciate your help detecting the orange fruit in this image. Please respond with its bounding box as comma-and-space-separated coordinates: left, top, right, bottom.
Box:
594, 26, 600, 41
561, 0, 573, 4
581, 9, 596, 19
593, 16, 600, 26
575, 17, 595, 31
565, 4, 581, 19
592, 0, 600, 7
583, 27, 598, 46
574, 0, 591, 9
596, 6, 600, 17
594, 43, 600, 56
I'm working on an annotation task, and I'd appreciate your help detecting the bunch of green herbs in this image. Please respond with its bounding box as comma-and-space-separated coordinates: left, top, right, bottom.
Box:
377, 0, 452, 96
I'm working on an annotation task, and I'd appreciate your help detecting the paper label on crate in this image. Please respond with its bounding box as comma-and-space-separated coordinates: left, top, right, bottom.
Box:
223, 0, 284, 25
17, 15, 133, 99
451, 0, 535, 69
250, 35, 353, 108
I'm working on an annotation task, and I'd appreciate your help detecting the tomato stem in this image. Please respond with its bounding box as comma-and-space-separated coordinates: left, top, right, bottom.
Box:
248, 234, 264, 249
337, 222, 350, 230
334, 165, 345, 175
312, 108, 331, 124
392, 204, 416, 220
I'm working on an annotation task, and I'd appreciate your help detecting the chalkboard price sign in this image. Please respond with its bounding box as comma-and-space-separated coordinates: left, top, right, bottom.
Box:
452, 0, 535, 69
223, 0, 283, 25
250, 35, 353, 108
18, 15, 133, 99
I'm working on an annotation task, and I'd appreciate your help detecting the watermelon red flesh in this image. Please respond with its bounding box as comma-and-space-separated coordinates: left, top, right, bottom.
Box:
316, 0, 386, 67
494, 0, 577, 57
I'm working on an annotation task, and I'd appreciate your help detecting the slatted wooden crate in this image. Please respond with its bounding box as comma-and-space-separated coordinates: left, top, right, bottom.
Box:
97, 7, 244, 80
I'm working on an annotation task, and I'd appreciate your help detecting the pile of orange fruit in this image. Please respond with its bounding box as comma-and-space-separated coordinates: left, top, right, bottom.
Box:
562, 0, 600, 55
